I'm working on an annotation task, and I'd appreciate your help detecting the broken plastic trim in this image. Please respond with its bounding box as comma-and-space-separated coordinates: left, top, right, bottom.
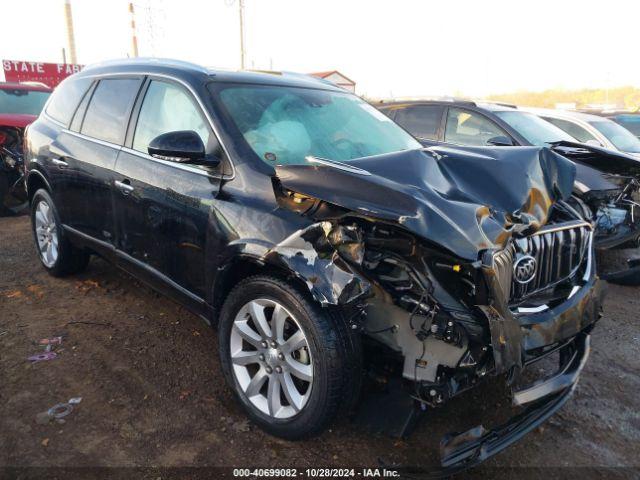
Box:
439, 333, 589, 472
263, 221, 371, 306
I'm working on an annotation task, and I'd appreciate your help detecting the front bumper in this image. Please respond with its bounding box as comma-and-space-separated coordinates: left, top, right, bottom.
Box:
440, 332, 590, 472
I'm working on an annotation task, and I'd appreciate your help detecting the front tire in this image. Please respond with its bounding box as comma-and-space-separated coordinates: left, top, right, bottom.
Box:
30, 189, 90, 276
219, 275, 361, 439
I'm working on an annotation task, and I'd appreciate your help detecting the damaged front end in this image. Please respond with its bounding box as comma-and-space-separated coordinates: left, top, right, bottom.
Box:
271, 145, 603, 471
554, 141, 640, 284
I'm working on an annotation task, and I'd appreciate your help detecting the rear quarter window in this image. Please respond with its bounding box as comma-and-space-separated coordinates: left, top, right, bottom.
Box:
45, 77, 93, 125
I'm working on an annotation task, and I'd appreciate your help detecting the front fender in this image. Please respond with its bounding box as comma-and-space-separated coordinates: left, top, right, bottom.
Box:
212, 222, 371, 309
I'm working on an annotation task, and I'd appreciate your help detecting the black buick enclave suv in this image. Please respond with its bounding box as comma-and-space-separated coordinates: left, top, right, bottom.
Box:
25, 59, 603, 471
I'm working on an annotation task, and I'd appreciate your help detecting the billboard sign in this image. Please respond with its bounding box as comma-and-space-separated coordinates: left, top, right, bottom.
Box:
2, 60, 84, 88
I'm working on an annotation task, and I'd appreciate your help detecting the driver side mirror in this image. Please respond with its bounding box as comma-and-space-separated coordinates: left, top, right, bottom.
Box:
486, 135, 515, 147
148, 130, 220, 166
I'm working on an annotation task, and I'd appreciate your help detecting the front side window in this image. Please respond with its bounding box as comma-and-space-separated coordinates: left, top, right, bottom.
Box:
589, 120, 640, 154
444, 108, 508, 146
212, 84, 420, 166
45, 77, 92, 124
394, 105, 444, 140
81, 78, 141, 144
544, 117, 598, 144
0, 88, 51, 116
133, 80, 211, 153
495, 111, 575, 146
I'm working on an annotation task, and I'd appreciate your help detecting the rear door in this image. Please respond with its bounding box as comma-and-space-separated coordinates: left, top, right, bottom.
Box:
393, 105, 445, 146
49, 76, 143, 252
113, 77, 223, 300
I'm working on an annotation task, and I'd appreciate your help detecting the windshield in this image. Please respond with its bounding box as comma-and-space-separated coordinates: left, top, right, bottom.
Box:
212, 84, 421, 165
0, 88, 51, 115
613, 115, 640, 136
495, 111, 576, 146
590, 120, 640, 153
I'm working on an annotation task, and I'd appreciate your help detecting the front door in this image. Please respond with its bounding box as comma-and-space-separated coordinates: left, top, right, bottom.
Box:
113, 78, 223, 300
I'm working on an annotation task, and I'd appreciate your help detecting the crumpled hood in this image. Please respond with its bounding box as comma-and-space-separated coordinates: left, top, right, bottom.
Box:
552, 141, 640, 179
275, 146, 576, 261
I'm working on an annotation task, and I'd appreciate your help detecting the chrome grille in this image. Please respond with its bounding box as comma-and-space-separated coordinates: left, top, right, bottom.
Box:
490, 221, 592, 304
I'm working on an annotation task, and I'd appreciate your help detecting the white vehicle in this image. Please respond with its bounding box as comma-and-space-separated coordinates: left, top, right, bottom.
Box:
522, 107, 640, 159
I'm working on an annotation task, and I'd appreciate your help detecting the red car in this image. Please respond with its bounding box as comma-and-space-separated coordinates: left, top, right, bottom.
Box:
0, 82, 52, 215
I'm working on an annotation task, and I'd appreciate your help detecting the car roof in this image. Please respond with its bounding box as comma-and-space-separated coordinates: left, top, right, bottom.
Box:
523, 107, 606, 123
0, 82, 52, 92
376, 98, 518, 112
78, 58, 344, 92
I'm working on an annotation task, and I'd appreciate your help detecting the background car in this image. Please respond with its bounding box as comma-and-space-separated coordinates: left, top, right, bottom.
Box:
522, 107, 640, 159
0, 82, 52, 215
377, 99, 640, 284
376, 99, 576, 148
603, 112, 640, 139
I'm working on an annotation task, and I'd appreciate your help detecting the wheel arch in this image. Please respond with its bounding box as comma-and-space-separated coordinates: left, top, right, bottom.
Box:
211, 254, 317, 323
26, 170, 52, 204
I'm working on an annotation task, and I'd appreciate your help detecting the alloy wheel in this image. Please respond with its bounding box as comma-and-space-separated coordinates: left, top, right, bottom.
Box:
230, 298, 313, 419
34, 200, 58, 267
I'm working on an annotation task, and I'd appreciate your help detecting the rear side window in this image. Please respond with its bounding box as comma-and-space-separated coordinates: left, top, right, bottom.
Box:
544, 117, 597, 143
394, 105, 444, 140
81, 78, 141, 144
45, 77, 92, 125
444, 108, 507, 146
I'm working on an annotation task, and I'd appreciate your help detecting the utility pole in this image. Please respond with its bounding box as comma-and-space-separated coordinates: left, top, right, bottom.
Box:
63, 0, 77, 64
129, 2, 138, 58
239, 0, 246, 69
129, 3, 139, 57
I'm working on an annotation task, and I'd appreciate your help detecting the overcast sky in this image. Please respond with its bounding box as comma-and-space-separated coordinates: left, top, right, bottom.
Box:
1, 0, 638, 98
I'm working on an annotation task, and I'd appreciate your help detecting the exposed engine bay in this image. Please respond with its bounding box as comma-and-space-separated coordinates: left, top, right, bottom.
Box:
268, 146, 601, 421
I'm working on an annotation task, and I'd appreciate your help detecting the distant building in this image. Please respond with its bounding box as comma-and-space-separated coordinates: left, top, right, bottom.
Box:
309, 70, 356, 92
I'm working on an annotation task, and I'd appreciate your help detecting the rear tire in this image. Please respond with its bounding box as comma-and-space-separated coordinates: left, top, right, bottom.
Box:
218, 275, 361, 439
30, 189, 90, 276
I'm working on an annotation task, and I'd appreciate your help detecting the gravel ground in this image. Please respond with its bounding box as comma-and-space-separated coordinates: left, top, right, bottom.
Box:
1, 214, 639, 479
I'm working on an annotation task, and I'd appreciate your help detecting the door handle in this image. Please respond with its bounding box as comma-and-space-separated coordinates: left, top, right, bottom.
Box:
51, 158, 68, 168
115, 179, 134, 195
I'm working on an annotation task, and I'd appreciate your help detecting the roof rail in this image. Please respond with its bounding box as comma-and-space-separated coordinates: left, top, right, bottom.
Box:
83, 57, 210, 75
375, 97, 477, 106
484, 101, 518, 109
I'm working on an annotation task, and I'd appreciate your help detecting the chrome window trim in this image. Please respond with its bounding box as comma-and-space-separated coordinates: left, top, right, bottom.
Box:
62, 128, 122, 151
55, 128, 221, 179
120, 146, 218, 178
57, 70, 236, 180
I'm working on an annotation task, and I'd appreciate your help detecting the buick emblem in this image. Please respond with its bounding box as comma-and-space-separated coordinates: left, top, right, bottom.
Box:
514, 255, 537, 284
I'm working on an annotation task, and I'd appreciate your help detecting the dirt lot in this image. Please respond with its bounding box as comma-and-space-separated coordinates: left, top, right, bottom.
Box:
1, 214, 639, 478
